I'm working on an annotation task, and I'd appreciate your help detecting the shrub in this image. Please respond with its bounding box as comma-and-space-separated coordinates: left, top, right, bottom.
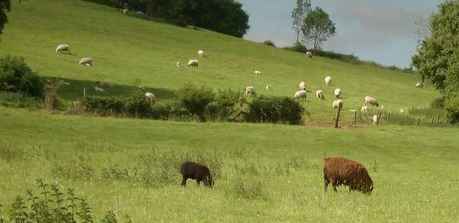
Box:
0, 179, 125, 223
0, 92, 41, 109
83, 96, 125, 115
205, 89, 241, 121
245, 96, 304, 124
0, 56, 44, 98
445, 96, 459, 124
125, 94, 153, 118
431, 96, 445, 109
150, 102, 171, 120
177, 84, 215, 122
263, 40, 276, 48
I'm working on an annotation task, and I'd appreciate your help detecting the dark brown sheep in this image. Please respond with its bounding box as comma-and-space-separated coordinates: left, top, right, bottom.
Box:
323, 157, 373, 194
180, 161, 213, 187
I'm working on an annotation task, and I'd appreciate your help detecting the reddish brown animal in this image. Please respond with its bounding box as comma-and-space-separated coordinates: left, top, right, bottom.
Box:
323, 157, 373, 194
180, 161, 213, 187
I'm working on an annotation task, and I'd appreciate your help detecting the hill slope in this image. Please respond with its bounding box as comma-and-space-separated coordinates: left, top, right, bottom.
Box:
0, 0, 438, 120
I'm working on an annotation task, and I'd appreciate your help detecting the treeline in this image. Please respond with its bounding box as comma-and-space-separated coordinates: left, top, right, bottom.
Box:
84, 0, 250, 38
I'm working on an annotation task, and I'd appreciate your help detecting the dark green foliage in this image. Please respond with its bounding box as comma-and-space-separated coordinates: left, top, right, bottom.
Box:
84, 0, 249, 37
0, 56, 44, 98
412, 1, 459, 90
205, 89, 241, 121
83, 96, 126, 115
445, 96, 459, 123
301, 7, 336, 49
0, 0, 10, 34
0, 179, 121, 223
0, 92, 42, 109
245, 96, 304, 124
431, 97, 445, 109
177, 84, 215, 122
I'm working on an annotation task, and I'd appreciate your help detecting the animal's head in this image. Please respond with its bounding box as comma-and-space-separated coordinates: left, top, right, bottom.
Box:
203, 175, 213, 188
361, 176, 374, 194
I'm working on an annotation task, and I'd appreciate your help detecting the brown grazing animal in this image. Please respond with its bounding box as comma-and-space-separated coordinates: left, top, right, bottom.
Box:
323, 157, 373, 194
180, 161, 213, 187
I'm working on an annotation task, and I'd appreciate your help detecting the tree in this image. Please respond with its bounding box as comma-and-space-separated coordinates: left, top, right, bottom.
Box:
0, 0, 10, 34
301, 7, 335, 50
291, 0, 311, 43
412, 0, 459, 123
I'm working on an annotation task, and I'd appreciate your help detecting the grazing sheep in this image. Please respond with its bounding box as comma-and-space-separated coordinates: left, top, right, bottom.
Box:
94, 86, 104, 92
265, 84, 272, 90
361, 105, 368, 113
306, 51, 313, 58
121, 8, 128, 14
180, 161, 213, 187
254, 70, 262, 76
198, 50, 205, 57
56, 44, 70, 55
298, 81, 306, 90
145, 92, 156, 103
79, 57, 93, 66
324, 76, 332, 86
416, 82, 424, 88
400, 108, 405, 113
187, 59, 199, 67
364, 96, 379, 107
315, 90, 325, 100
294, 89, 307, 100
332, 99, 343, 109
245, 86, 255, 96
372, 114, 379, 124
334, 88, 342, 98
323, 157, 374, 194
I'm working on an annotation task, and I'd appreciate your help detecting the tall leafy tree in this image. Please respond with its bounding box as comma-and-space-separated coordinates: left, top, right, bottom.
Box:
0, 0, 10, 34
412, 0, 459, 123
301, 7, 335, 50
291, 0, 312, 43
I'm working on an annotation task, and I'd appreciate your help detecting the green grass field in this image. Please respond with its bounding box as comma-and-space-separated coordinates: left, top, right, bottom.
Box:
0, 0, 458, 222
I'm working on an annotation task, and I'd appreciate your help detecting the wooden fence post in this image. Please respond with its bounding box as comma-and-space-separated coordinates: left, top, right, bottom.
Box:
334, 104, 343, 128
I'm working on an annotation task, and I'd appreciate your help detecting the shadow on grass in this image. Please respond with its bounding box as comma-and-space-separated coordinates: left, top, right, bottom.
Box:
50, 77, 177, 101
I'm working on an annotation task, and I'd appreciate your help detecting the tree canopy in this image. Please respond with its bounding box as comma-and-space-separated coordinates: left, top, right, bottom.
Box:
301, 7, 335, 50
0, 0, 10, 34
412, 0, 459, 123
86, 0, 250, 38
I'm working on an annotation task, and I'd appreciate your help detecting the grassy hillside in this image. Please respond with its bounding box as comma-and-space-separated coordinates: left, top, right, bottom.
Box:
0, 107, 458, 222
0, 0, 438, 121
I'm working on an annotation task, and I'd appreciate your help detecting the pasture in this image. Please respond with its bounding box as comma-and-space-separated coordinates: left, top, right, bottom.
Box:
0, 107, 458, 222
0, 0, 458, 222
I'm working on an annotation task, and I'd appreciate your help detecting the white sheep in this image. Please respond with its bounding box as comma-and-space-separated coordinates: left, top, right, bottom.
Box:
416, 82, 424, 88
245, 86, 255, 96
364, 96, 379, 107
324, 76, 332, 86
94, 86, 104, 92
332, 99, 343, 109
372, 114, 379, 124
145, 92, 156, 103
334, 88, 342, 98
306, 51, 313, 58
187, 59, 199, 67
121, 8, 128, 14
265, 84, 272, 90
298, 81, 306, 90
79, 57, 93, 66
315, 90, 324, 100
400, 108, 405, 113
198, 50, 205, 57
176, 61, 182, 68
254, 70, 262, 76
361, 105, 369, 113
294, 89, 307, 100
56, 44, 70, 55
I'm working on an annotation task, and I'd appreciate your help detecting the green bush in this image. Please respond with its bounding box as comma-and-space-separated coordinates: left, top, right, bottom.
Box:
445, 96, 459, 124
0, 56, 44, 98
0, 92, 42, 109
83, 96, 125, 115
206, 89, 241, 121
245, 96, 304, 124
0, 179, 127, 223
150, 102, 171, 120
125, 94, 153, 118
431, 96, 445, 109
178, 84, 215, 122
263, 40, 276, 48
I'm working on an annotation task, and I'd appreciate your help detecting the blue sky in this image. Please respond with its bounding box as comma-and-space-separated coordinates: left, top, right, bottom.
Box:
238, 0, 439, 67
